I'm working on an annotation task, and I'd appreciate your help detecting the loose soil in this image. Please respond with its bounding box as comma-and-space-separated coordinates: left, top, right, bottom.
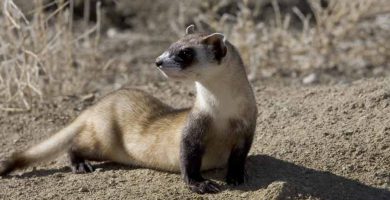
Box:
1, 74, 389, 199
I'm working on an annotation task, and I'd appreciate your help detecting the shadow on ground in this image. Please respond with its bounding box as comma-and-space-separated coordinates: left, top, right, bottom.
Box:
6, 162, 135, 179
235, 155, 390, 200
4, 155, 389, 200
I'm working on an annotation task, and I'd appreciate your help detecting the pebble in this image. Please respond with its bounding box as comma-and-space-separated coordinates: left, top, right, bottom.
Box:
109, 179, 116, 185
54, 173, 64, 178
302, 73, 318, 84
240, 192, 248, 198
95, 168, 103, 172
81, 93, 95, 102
78, 187, 89, 193
13, 138, 20, 144
342, 130, 354, 136
323, 132, 330, 137
107, 28, 118, 38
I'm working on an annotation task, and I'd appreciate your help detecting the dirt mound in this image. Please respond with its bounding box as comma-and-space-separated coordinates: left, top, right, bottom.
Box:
1, 77, 389, 199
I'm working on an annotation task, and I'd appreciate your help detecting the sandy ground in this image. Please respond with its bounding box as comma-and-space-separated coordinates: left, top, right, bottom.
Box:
1, 74, 390, 199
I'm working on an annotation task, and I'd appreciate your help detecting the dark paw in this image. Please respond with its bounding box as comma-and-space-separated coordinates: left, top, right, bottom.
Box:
71, 162, 94, 174
188, 180, 221, 194
226, 174, 245, 186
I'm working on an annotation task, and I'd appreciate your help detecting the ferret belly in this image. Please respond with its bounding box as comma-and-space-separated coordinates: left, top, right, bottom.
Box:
121, 131, 233, 172
201, 150, 230, 171
122, 136, 232, 172
201, 136, 233, 170
122, 129, 182, 172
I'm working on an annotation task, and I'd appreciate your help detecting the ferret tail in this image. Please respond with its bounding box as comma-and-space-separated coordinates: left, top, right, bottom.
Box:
0, 118, 84, 176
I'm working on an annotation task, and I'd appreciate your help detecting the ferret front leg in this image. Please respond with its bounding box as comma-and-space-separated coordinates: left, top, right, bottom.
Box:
180, 114, 220, 194
226, 135, 253, 185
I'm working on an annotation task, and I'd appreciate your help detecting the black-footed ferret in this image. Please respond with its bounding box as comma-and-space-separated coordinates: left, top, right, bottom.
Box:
0, 25, 257, 194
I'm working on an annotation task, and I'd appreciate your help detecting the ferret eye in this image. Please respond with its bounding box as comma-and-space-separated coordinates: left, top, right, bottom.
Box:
178, 48, 193, 61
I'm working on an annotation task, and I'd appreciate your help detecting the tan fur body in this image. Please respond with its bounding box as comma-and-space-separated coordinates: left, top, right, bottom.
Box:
71, 89, 187, 171
73, 87, 246, 172
5, 88, 239, 173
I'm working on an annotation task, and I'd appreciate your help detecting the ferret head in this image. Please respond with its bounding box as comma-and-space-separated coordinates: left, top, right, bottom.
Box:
155, 25, 228, 81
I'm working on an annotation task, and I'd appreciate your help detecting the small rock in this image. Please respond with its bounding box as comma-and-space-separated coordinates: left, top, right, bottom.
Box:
268, 112, 277, 119
13, 138, 20, 144
109, 179, 116, 185
54, 173, 64, 178
323, 132, 330, 137
342, 164, 354, 171
240, 192, 248, 198
302, 73, 318, 85
342, 130, 354, 136
81, 93, 95, 102
95, 168, 103, 172
78, 187, 89, 193
107, 28, 118, 38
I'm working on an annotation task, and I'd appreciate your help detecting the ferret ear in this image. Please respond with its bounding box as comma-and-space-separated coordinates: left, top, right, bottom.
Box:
201, 33, 227, 63
185, 24, 195, 35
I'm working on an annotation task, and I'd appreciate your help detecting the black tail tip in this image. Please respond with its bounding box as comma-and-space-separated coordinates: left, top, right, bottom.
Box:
0, 160, 14, 176
0, 153, 25, 176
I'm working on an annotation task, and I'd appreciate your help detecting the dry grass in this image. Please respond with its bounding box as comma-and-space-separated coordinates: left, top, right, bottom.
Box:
0, 0, 101, 112
192, 0, 390, 80
1, 0, 389, 111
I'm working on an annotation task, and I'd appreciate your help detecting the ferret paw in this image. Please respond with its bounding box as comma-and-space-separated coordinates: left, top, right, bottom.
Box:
188, 179, 220, 194
71, 162, 94, 174
226, 174, 245, 186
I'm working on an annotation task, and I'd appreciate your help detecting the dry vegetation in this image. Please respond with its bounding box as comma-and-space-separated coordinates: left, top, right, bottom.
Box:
0, 0, 389, 110
0, 0, 102, 111
190, 0, 390, 80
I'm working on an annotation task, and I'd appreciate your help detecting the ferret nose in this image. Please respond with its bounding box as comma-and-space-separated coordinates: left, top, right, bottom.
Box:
155, 58, 163, 67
